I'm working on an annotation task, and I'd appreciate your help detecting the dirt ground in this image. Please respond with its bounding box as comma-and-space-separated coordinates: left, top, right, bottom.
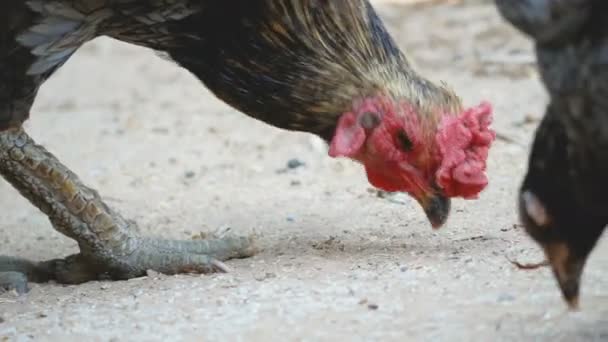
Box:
2, 1, 608, 341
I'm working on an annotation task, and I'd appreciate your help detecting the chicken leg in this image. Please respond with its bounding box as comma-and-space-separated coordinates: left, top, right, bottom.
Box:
0, 127, 255, 293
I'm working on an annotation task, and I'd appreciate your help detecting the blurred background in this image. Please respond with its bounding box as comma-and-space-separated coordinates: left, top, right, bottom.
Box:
1, 0, 607, 340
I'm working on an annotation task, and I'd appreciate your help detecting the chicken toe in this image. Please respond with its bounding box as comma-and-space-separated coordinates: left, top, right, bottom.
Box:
0, 271, 29, 294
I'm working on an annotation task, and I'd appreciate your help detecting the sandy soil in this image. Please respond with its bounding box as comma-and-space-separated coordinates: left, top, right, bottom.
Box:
2, 1, 608, 341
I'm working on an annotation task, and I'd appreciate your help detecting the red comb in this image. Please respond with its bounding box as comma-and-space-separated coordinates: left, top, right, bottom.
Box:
435, 102, 495, 199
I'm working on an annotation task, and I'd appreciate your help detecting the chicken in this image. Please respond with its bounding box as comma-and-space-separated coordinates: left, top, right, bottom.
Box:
496, 0, 608, 308
0, 0, 495, 293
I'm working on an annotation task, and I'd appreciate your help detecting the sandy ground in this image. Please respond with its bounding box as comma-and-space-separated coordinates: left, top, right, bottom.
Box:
2, 1, 608, 341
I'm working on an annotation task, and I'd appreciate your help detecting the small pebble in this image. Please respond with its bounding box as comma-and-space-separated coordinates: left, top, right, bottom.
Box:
287, 158, 305, 169
276, 159, 306, 174
184, 171, 196, 179
368, 303, 379, 310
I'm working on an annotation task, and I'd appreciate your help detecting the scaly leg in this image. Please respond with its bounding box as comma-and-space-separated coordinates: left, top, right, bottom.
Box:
0, 127, 256, 292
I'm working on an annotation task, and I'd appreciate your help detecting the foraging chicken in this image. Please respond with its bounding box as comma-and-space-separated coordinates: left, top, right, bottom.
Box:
496, 0, 607, 308
0, 0, 494, 293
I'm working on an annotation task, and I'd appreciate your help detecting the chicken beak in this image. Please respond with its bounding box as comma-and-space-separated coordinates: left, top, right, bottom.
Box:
543, 242, 585, 310
418, 193, 451, 229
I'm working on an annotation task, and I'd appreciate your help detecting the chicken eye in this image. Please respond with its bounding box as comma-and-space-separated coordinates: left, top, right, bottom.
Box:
396, 130, 413, 151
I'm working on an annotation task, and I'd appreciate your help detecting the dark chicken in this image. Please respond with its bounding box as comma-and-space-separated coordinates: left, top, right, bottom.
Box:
496, 0, 608, 309
0, 0, 495, 292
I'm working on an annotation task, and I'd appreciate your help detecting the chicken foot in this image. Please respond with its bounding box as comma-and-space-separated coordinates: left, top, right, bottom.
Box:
0, 127, 255, 293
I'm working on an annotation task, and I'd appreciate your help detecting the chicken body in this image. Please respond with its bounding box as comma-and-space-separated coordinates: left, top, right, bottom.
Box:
497, 0, 608, 308
0, 0, 493, 292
